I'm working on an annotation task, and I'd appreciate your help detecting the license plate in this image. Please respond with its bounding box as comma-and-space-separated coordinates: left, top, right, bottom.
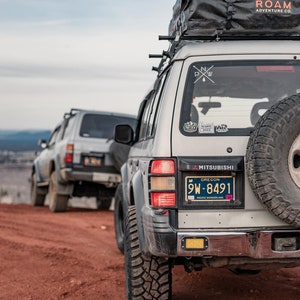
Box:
185, 176, 234, 201
84, 156, 102, 167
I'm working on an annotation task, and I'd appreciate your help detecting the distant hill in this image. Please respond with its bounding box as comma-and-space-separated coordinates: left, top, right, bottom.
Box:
0, 130, 51, 151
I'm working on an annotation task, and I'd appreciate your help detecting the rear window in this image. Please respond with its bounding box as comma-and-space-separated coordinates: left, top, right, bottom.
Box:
80, 114, 136, 139
180, 60, 300, 136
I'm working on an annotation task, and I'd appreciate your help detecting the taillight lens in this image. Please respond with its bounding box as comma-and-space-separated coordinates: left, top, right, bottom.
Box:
149, 159, 176, 207
65, 144, 74, 164
151, 160, 175, 174
151, 192, 176, 207
150, 177, 175, 190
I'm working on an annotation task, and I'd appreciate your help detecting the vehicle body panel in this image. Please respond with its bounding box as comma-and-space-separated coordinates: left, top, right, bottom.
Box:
121, 40, 300, 264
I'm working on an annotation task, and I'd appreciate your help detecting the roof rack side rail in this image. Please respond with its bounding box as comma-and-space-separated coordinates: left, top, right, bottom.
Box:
70, 108, 83, 115
64, 108, 83, 119
171, 34, 300, 42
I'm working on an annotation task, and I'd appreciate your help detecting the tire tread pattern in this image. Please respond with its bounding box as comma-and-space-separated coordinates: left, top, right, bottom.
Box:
125, 206, 172, 300
246, 95, 300, 227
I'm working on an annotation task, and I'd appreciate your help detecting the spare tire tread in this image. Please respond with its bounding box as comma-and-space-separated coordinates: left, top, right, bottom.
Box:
246, 94, 300, 227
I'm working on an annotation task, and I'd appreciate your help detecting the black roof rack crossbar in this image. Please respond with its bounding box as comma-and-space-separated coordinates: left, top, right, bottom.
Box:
159, 35, 175, 41
149, 54, 163, 59
160, 32, 300, 43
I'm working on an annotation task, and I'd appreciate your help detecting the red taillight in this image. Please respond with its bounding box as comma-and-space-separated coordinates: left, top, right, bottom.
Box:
151, 160, 175, 174
65, 144, 74, 164
149, 159, 176, 207
151, 192, 176, 207
65, 153, 73, 163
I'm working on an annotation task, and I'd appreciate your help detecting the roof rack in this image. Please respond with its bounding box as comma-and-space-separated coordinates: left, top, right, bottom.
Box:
170, 33, 300, 42
151, 29, 300, 74
168, 0, 300, 44
149, 47, 175, 76
149, 0, 300, 77
64, 108, 83, 119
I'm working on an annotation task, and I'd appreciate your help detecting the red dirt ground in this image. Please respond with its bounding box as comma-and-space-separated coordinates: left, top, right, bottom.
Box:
0, 203, 300, 300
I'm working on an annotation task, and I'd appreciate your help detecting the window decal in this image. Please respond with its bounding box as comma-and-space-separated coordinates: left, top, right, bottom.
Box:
183, 121, 198, 133
199, 122, 215, 134
216, 124, 229, 133
193, 65, 215, 84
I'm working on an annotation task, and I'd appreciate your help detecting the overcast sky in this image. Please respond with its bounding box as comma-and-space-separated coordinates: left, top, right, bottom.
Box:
0, 0, 175, 130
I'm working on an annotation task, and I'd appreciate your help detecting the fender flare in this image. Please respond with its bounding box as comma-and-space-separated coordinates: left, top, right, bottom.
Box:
131, 170, 147, 252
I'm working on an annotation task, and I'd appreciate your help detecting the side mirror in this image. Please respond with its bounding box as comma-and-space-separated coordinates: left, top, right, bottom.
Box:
115, 125, 134, 145
38, 139, 48, 149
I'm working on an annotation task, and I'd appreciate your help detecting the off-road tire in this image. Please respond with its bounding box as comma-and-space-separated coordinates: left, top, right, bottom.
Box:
96, 186, 114, 210
125, 206, 172, 300
246, 94, 300, 227
30, 173, 47, 206
49, 172, 69, 213
114, 184, 124, 254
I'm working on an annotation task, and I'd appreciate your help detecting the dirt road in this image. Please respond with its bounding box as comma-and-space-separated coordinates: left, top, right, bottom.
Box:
1, 204, 300, 300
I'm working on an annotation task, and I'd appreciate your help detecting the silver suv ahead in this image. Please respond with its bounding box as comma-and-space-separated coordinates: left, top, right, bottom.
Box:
31, 108, 136, 212
114, 28, 300, 300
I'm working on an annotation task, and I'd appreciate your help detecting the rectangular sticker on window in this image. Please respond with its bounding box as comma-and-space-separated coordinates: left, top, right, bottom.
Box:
257, 66, 294, 72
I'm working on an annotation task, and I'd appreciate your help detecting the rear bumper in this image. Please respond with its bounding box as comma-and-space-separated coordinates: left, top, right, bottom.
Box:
142, 208, 300, 260
60, 168, 121, 187
176, 231, 300, 258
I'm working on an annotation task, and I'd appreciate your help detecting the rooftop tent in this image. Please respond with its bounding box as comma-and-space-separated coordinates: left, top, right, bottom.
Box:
169, 0, 300, 38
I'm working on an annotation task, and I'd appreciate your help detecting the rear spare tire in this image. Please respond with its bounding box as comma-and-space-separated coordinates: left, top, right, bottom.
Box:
246, 94, 300, 227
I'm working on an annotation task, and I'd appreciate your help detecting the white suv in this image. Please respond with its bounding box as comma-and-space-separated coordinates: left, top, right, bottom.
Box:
113, 1, 300, 298
31, 108, 136, 212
